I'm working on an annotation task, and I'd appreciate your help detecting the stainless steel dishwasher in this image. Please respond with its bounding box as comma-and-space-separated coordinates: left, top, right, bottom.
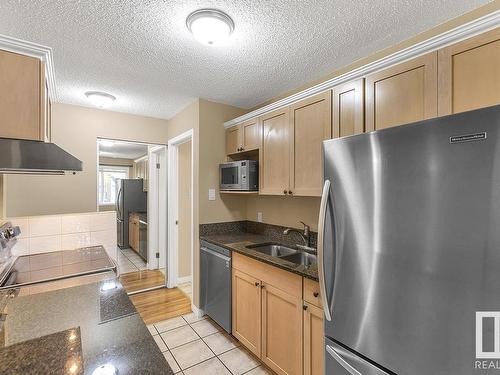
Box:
200, 240, 231, 333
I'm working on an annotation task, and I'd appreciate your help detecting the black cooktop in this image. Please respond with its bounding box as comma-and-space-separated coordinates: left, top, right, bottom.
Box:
1, 246, 116, 289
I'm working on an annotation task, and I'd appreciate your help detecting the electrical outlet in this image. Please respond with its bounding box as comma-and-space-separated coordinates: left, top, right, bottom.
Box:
257, 212, 263, 222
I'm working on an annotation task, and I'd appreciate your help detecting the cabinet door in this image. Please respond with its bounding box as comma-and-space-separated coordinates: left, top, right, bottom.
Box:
365, 52, 437, 132
290, 91, 332, 197
226, 125, 241, 154
241, 118, 261, 151
303, 302, 324, 375
0, 50, 42, 140
260, 109, 290, 195
438, 27, 500, 116
232, 269, 262, 357
261, 283, 303, 375
333, 79, 364, 138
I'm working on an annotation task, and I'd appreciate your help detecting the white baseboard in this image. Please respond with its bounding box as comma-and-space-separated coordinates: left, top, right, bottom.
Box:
191, 303, 204, 318
177, 275, 192, 284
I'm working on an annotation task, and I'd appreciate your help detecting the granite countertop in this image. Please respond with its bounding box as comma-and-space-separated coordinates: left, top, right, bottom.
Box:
200, 232, 319, 281
0, 280, 172, 375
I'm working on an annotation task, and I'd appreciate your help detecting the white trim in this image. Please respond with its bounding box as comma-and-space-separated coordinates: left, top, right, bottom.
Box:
177, 275, 193, 284
134, 154, 149, 163
0, 33, 58, 101
148, 145, 168, 275
167, 129, 195, 296
224, 10, 500, 128
191, 304, 204, 318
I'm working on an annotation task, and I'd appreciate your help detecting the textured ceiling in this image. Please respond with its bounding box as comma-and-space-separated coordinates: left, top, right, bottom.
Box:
0, 0, 491, 119
99, 141, 148, 160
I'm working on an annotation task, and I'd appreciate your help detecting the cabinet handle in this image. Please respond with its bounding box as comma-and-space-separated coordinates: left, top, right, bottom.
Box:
288, 190, 293, 195
260, 284, 265, 289
303, 305, 308, 311
283, 190, 288, 195
254, 282, 260, 287
313, 292, 319, 297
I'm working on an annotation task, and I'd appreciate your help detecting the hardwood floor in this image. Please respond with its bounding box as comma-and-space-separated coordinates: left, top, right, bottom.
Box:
119, 269, 166, 293
130, 287, 192, 325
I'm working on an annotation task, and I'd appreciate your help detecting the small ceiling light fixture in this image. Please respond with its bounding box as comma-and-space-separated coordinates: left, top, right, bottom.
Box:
186, 8, 234, 46
85, 91, 116, 108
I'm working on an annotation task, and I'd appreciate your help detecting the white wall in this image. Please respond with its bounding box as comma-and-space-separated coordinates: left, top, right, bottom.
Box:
3, 103, 169, 217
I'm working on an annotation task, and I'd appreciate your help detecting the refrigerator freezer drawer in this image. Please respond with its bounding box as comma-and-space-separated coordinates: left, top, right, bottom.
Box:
325, 337, 391, 375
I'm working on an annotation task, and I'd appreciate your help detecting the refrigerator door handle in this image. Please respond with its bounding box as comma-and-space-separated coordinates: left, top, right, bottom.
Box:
318, 179, 332, 321
116, 188, 122, 218
326, 345, 362, 375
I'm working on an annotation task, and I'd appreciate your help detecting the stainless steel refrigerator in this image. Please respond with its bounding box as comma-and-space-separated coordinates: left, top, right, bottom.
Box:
319, 105, 500, 374
116, 179, 147, 249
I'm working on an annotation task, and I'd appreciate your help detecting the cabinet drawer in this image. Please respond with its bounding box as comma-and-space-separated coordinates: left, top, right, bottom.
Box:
233, 253, 302, 299
303, 278, 322, 308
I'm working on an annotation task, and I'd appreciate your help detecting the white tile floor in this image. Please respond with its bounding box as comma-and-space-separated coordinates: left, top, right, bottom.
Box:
148, 313, 274, 375
117, 247, 147, 273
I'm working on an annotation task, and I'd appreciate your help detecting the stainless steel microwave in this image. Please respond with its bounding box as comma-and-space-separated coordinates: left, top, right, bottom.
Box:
219, 160, 258, 191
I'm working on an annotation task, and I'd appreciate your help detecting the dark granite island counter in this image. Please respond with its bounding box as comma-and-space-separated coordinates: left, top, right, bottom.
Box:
0, 280, 172, 375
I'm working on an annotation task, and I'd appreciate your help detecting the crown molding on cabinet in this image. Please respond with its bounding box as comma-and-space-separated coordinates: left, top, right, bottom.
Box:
0, 34, 58, 102
224, 10, 500, 128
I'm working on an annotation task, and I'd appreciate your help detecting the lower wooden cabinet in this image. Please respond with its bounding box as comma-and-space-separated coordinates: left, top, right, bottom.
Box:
232, 268, 262, 357
232, 253, 327, 375
303, 302, 324, 375
129, 213, 139, 251
261, 282, 303, 375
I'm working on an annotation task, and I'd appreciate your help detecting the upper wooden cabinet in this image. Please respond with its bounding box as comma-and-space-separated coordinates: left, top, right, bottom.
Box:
438, 28, 500, 116
134, 157, 149, 192
241, 119, 261, 151
0, 49, 50, 141
225, 118, 261, 154
333, 78, 364, 138
290, 91, 332, 197
225, 125, 241, 154
365, 52, 438, 132
260, 92, 332, 197
260, 108, 291, 195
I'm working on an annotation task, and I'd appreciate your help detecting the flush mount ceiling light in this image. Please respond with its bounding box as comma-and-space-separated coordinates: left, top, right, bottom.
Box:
186, 9, 234, 46
85, 91, 116, 108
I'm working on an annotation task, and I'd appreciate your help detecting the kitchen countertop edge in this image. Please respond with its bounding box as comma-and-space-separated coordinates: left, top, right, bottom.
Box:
200, 235, 319, 282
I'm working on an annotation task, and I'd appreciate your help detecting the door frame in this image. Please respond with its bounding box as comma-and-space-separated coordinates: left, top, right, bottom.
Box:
167, 129, 194, 292
148, 145, 168, 274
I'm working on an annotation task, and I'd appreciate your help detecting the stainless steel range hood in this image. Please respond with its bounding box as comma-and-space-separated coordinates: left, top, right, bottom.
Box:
0, 138, 82, 175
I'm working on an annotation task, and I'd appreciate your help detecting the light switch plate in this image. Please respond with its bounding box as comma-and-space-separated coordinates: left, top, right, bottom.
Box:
208, 189, 216, 201
257, 212, 263, 222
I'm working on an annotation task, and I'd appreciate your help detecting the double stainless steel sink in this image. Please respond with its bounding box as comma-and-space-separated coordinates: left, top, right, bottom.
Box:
246, 243, 317, 266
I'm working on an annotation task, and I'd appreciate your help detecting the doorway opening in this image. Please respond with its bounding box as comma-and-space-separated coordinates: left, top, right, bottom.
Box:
167, 129, 194, 303
97, 138, 167, 294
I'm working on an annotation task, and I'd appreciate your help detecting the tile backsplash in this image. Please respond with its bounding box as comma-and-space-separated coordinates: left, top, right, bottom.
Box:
1, 212, 117, 260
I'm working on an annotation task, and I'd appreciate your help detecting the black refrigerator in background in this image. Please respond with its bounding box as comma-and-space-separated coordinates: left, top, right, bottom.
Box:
116, 179, 147, 249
